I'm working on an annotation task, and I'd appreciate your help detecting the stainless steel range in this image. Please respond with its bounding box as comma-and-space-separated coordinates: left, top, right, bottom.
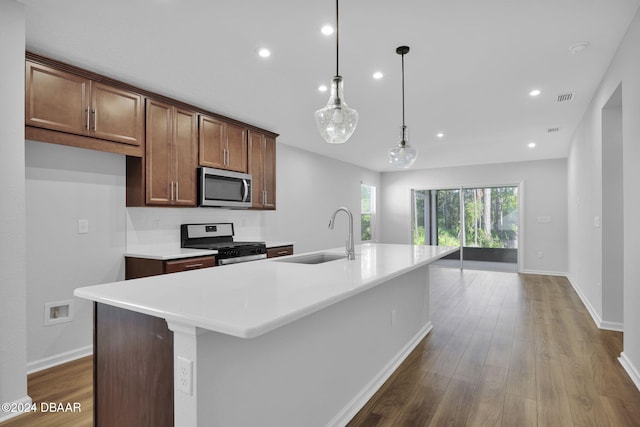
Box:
180, 223, 267, 265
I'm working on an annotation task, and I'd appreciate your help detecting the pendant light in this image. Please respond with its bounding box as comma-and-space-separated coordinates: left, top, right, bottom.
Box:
388, 46, 418, 168
314, 0, 359, 144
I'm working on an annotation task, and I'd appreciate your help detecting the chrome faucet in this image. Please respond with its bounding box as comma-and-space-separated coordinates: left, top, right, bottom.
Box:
328, 207, 355, 260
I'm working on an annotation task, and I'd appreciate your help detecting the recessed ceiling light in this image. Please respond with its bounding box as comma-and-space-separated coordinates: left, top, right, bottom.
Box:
321, 25, 334, 36
529, 89, 541, 97
318, 85, 328, 92
528, 142, 536, 148
436, 132, 445, 139
569, 42, 590, 55
257, 48, 271, 58
373, 71, 383, 80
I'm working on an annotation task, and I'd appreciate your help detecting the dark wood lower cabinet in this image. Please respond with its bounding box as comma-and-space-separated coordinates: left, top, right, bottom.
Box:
125, 255, 215, 279
266, 245, 293, 258
94, 303, 174, 426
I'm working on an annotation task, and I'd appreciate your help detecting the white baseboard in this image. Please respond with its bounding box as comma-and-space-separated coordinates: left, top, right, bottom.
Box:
600, 320, 624, 332
619, 352, 640, 392
566, 274, 603, 328
565, 274, 623, 332
520, 269, 567, 276
27, 345, 93, 374
328, 322, 433, 427
0, 395, 33, 423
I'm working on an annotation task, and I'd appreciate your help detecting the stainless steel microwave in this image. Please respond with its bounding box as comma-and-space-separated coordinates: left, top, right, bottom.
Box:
198, 167, 252, 208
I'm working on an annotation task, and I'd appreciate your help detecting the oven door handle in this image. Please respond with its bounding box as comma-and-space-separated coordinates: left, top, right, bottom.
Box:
218, 254, 266, 265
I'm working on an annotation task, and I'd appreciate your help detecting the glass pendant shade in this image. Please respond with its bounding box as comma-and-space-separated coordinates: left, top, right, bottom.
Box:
388, 126, 417, 168
315, 76, 359, 144
389, 45, 418, 169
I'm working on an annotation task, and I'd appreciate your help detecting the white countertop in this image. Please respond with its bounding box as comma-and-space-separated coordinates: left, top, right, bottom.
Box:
265, 241, 295, 248
75, 243, 457, 338
124, 247, 218, 260
124, 241, 294, 260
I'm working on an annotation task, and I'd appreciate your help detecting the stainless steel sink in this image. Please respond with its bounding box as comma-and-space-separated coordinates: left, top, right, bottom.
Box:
273, 253, 346, 265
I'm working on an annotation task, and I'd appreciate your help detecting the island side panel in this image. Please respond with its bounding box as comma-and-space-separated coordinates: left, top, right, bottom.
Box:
194, 264, 431, 427
94, 302, 174, 426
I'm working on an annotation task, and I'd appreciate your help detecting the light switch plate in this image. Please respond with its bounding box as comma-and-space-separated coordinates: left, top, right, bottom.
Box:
78, 219, 89, 234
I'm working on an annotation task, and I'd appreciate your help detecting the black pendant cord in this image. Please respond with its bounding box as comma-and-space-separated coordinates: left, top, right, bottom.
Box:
396, 46, 410, 144
336, 0, 339, 76
401, 51, 405, 127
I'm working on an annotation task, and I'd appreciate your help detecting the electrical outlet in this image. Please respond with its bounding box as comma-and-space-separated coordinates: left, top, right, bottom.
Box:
177, 357, 193, 395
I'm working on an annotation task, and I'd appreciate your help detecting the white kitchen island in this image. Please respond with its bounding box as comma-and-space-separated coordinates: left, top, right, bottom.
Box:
75, 243, 457, 427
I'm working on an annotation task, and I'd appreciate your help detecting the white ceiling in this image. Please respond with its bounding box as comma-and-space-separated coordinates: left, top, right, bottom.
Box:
21, 0, 640, 172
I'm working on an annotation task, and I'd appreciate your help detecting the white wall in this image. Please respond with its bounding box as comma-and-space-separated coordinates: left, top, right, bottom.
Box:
21, 140, 380, 367
568, 7, 640, 388
24, 141, 126, 370
380, 159, 568, 275
126, 144, 381, 255
266, 144, 381, 253
0, 0, 29, 420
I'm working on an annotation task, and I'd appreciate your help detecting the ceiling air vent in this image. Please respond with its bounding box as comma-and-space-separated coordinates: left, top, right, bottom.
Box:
556, 93, 574, 103
547, 127, 560, 133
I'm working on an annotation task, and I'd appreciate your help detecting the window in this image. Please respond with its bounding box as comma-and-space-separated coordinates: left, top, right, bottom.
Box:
361, 184, 376, 241
412, 185, 519, 270
412, 186, 518, 249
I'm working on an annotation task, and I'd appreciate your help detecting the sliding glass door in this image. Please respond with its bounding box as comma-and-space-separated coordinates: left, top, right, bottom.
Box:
412, 185, 519, 271
413, 188, 461, 246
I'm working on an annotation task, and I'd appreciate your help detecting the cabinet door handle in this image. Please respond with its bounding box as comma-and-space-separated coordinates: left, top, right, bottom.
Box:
277, 251, 289, 255
184, 263, 204, 269
170, 181, 174, 201
85, 107, 90, 130
175, 181, 179, 201
92, 109, 97, 130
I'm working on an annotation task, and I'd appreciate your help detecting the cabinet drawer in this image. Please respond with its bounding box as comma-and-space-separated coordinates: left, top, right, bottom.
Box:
267, 246, 293, 258
125, 256, 216, 279
165, 256, 216, 273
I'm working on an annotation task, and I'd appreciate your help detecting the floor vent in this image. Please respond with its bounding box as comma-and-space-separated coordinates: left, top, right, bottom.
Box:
547, 127, 560, 133
556, 93, 574, 102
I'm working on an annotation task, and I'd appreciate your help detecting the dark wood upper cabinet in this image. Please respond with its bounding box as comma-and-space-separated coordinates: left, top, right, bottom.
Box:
199, 114, 248, 173
25, 62, 89, 134
145, 98, 198, 207
90, 82, 144, 146
25, 60, 144, 154
26, 52, 280, 209
248, 130, 276, 210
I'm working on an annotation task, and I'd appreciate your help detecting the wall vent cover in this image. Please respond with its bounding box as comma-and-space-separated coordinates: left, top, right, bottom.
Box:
547, 127, 560, 133
556, 93, 574, 102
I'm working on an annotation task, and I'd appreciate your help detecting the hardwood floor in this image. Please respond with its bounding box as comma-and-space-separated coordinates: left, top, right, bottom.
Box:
0, 356, 92, 427
348, 268, 640, 427
2, 269, 639, 426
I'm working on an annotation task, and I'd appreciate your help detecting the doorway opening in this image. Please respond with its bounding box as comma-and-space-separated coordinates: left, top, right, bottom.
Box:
601, 83, 624, 329
412, 185, 519, 272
